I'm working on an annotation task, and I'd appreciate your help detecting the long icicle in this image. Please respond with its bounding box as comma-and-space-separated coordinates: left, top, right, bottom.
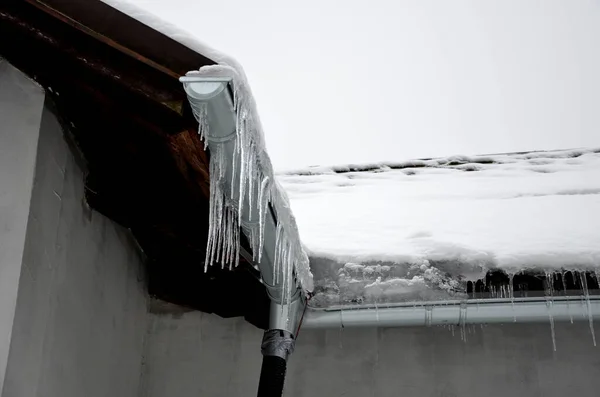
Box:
580, 271, 597, 346
257, 176, 270, 263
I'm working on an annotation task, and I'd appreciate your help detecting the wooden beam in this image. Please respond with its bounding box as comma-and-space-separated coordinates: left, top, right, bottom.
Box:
26, 0, 215, 76
0, 1, 184, 109
24, 0, 181, 79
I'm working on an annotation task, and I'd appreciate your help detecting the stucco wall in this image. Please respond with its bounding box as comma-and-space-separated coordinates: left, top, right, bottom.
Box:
0, 60, 45, 393
140, 310, 263, 397
1, 90, 148, 396
140, 310, 600, 397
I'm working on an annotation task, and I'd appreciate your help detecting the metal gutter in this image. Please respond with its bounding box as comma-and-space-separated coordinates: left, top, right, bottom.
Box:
303, 296, 600, 328
180, 75, 304, 329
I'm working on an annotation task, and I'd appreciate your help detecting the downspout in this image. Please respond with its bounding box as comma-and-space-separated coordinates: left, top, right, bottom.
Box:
302, 296, 600, 328
180, 75, 304, 397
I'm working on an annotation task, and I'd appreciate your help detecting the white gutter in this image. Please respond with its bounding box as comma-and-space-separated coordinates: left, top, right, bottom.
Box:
303, 296, 600, 328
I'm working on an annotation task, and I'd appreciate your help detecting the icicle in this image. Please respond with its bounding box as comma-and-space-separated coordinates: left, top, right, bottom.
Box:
545, 271, 555, 297
561, 271, 573, 324
224, 208, 232, 268
273, 222, 282, 285
214, 196, 225, 265
460, 302, 467, 342
237, 136, 246, 226
203, 145, 241, 272
509, 273, 516, 322
257, 176, 270, 263
580, 271, 596, 346
543, 271, 557, 350
247, 163, 254, 223
576, 272, 587, 321
204, 145, 228, 272
194, 102, 210, 148
283, 237, 293, 308
219, 207, 227, 268
233, 213, 240, 270
229, 138, 238, 199
249, 227, 258, 263
546, 299, 557, 352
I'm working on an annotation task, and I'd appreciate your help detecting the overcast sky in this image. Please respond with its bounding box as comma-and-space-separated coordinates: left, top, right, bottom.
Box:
136, 0, 600, 170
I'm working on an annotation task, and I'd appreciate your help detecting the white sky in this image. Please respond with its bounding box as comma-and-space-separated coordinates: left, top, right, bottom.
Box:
135, 0, 600, 170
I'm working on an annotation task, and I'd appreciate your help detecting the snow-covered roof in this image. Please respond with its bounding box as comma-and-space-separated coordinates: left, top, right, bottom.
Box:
279, 148, 600, 307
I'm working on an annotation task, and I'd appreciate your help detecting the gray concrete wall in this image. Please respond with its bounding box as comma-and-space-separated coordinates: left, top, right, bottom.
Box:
0, 60, 45, 392
140, 311, 600, 397
1, 89, 148, 396
140, 310, 263, 397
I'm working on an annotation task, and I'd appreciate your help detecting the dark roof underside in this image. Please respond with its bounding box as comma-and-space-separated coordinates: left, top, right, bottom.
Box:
1, 0, 269, 328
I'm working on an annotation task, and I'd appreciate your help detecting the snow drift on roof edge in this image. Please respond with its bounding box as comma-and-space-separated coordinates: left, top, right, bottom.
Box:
278, 148, 600, 306
98, 0, 314, 294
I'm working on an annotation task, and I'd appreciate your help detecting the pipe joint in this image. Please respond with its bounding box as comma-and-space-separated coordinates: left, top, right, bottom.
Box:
269, 296, 305, 334
261, 329, 295, 361
203, 129, 237, 144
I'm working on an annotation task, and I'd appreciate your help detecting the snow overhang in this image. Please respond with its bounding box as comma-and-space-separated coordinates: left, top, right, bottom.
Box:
279, 148, 600, 326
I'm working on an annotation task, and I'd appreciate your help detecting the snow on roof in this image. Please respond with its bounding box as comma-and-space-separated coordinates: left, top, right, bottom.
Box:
278, 148, 600, 307
99, 0, 238, 68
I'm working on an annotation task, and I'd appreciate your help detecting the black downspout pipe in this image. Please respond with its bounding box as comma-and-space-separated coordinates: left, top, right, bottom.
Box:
257, 329, 295, 397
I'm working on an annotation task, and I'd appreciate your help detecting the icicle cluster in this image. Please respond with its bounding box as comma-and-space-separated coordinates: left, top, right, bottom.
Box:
204, 144, 241, 271
184, 65, 314, 300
